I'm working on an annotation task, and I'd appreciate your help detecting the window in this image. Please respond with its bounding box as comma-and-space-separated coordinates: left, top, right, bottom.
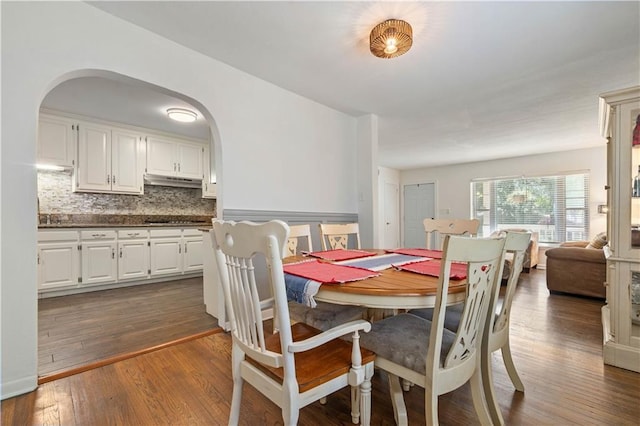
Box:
472, 172, 590, 243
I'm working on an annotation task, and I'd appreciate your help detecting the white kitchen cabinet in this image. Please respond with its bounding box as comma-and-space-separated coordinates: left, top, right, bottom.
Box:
37, 114, 76, 168
81, 230, 118, 285
183, 229, 204, 272
74, 122, 144, 195
146, 136, 203, 179
117, 229, 150, 281
150, 228, 183, 276
37, 231, 79, 291
202, 145, 217, 199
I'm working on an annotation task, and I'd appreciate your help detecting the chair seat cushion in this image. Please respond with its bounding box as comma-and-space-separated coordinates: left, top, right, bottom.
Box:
248, 322, 376, 393
359, 313, 456, 372
288, 301, 367, 331
409, 300, 503, 333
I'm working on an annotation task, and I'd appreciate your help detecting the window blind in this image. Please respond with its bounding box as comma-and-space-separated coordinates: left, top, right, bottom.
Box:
472, 173, 590, 243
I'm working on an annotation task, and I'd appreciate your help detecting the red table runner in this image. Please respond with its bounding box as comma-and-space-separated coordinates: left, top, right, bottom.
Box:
386, 248, 443, 259
393, 259, 467, 280
284, 259, 379, 284
306, 249, 376, 262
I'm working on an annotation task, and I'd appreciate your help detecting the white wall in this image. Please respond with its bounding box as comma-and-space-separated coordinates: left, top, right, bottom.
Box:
1, 2, 361, 399
401, 146, 607, 241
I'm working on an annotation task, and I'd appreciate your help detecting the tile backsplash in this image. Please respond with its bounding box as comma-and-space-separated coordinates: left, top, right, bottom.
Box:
38, 170, 215, 216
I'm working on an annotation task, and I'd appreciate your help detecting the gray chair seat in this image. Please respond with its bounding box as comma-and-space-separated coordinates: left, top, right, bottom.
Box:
288, 301, 366, 331
359, 313, 456, 372
410, 299, 504, 333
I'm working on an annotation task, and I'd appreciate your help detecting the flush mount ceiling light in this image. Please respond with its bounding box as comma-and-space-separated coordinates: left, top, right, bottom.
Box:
167, 108, 197, 123
369, 19, 413, 59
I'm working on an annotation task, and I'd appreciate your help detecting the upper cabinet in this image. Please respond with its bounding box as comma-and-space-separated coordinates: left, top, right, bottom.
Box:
202, 145, 217, 199
73, 121, 145, 195
146, 136, 203, 180
37, 114, 76, 168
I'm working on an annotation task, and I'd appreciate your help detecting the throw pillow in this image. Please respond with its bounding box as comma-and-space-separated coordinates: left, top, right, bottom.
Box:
586, 232, 608, 249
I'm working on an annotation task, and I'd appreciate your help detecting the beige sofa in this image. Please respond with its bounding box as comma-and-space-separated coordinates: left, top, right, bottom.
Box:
545, 240, 606, 299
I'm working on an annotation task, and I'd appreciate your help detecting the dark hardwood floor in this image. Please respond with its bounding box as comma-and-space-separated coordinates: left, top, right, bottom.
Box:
5, 269, 639, 424
38, 277, 220, 380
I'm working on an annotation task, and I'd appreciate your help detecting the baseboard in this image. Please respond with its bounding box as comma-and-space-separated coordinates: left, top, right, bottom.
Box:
1, 375, 38, 401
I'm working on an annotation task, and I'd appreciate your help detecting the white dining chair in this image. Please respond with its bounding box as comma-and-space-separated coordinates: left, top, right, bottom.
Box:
409, 230, 531, 425
211, 219, 375, 425
319, 222, 362, 250
359, 234, 506, 425
423, 218, 480, 249
286, 224, 369, 331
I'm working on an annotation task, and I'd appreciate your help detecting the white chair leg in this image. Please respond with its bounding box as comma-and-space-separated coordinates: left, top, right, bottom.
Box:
388, 373, 408, 426
358, 363, 374, 426
401, 379, 412, 391
229, 347, 244, 425
351, 386, 359, 424
281, 386, 299, 426
470, 368, 494, 426
501, 337, 525, 392
424, 384, 439, 426
320, 396, 327, 405
481, 350, 505, 426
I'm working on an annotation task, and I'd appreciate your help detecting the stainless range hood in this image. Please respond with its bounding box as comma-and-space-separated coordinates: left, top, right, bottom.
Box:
144, 174, 202, 189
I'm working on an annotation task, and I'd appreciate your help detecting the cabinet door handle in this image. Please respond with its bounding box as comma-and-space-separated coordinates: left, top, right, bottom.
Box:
179, 245, 182, 254
178, 163, 181, 172
112, 248, 115, 259
119, 248, 123, 258
173, 163, 177, 171
107, 175, 110, 184
184, 243, 188, 253
113, 175, 116, 184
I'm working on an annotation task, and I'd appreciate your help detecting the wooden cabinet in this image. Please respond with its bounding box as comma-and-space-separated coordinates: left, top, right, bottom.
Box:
117, 230, 150, 281
37, 114, 76, 168
80, 230, 118, 285
37, 231, 79, 291
146, 136, 203, 179
74, 122, 144, 195
600, 86, 640, 372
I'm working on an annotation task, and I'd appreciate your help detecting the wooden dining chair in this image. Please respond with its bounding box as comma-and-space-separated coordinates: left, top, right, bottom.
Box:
319, 223, 361, 250
423, 218, 480, 249
409, 230, 531, 425
359, 235, 506, 425
286, 224, 369, 331
211, 219, 375, 425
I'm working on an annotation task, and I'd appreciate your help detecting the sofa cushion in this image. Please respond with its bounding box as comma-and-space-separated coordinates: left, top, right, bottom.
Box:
586, 232, 608, 249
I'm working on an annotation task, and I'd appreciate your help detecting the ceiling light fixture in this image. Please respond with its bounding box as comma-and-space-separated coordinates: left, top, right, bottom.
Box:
370, 19, 413, 59
167, 108, 197, 123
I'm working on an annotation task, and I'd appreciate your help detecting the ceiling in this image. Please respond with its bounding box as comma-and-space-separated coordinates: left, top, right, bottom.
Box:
45, 1, 639, 170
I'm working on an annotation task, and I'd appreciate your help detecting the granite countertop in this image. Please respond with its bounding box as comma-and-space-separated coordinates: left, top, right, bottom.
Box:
37, 214, 213, 229
38, 222, 212, 229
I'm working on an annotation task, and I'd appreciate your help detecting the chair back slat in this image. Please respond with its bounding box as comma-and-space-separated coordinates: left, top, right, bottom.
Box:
287, 224, 313, 256
423, 218, 480, 249
319, 223, 361, 250
428, 235, 504, 371
494, 231, 531, 334
212, 220, 292, 368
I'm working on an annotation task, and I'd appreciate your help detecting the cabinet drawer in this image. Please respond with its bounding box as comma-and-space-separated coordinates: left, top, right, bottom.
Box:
38, 231, 79, 242
80, 230, 117, 240
183, 228, 203, 237
117, 229, 149, 239
150, 228, 182, 238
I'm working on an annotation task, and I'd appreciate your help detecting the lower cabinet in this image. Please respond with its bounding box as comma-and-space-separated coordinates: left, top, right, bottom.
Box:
81, 231, 118, 285
38, 227, 204, 295
118, 230, 150, 280
37, 231, 80, 291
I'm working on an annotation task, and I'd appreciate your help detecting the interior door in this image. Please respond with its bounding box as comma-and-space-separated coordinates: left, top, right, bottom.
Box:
403, 183, 435, 248
383, 181, 399, 248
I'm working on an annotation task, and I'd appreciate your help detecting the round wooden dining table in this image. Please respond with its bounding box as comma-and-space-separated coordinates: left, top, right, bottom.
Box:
285, 250, 468, 310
